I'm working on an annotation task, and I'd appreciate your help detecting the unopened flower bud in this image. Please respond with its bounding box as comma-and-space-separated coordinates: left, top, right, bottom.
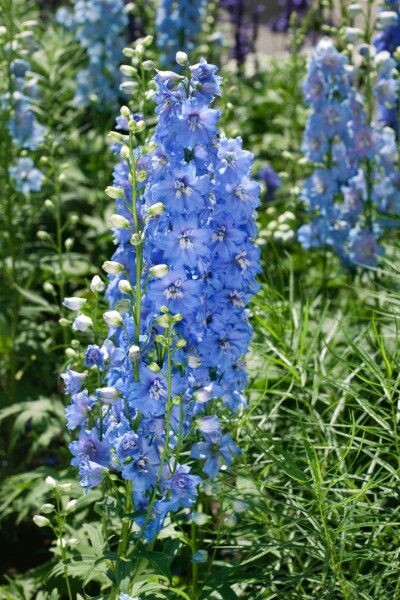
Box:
59, 318, 71, 327
188, 355, 202, 369
120, 105, 131, 119
65, 348, 77, 359
67, 538, 79, 547
195, 384, 213, 404
121, 145, 130, 160
135, 43, 144, 55
105, 186, 124, 199
175, 338, 187, 349
102, 260, 124, 274
63, 297, 86, 311
123, 47, 135, 57
176, 51, 189, 66
118, 279, 133, 294
115, 299, 131, 313
90, 275, 105, 293
348, 3, 362, 17
44, 199, 53, 209
120, 65, 137, 77
147, 202, 165, 216
45, 476, 57, 489
58, 483, 73, 492
135, 120, 145, 133
344, 27, 361, 43
33, 515, 51, 527
107, 131, 127, 143
128, 345, 140, 362
137, 170, 148, 182
96, 386, 119, 404
141, 34, 153, 47
103, 310, 123, 327
72, 314, 93, 332
40, 503, 55, 514
37, 230, 52, 241
142, 60, 155, 71
120, 81, 138, 93
130, 232, 144, 246
156, 315, 170, 328
110, 214, 130, 229
148, 362, 160, 372
43, 282, 55, 295
149, 264, 169, 278
65, 499, 77, 512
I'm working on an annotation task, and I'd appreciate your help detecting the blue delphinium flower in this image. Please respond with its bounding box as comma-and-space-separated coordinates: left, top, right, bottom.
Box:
298, 37, 400, 268
9, 157, 43, 194
63, 57, 259, 544
271, 0, 311, 32
7, 61, 45, 150
156, 0, 207, 66
57, 0, 128, 108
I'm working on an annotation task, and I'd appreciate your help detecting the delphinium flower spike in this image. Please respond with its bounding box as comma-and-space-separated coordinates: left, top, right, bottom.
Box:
56, 0, 128, 109
62, 51, 260, 554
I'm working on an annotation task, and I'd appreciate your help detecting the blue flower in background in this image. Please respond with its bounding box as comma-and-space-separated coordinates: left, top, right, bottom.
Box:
57, 0, 128, 108
156, 0, 207, 66
9, 157, 43, 194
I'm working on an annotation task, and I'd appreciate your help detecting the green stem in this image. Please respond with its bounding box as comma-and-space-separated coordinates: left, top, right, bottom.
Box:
191, 522, 199, 600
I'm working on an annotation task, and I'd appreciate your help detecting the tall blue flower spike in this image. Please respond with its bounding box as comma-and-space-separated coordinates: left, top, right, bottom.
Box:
62, 58, 260, 543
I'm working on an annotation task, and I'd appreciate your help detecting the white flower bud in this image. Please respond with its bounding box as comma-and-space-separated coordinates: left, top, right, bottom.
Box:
33, 515, 51, 527
65, 237, 73, 251
105, 186, 124, 199
176, 51, 189, 66
121, 145, 130, 160
142, 60, 155, 71
96, 386, 119, 404
107, 131, 128, 143
65, 348, 77, 359
188, 355, 202, 369
118, 279, 133, 294
135, 120, 145, 133
348, 3, 362, 17
120, 105, 131, 119
120, 65, 137, 77
45, 476, 57, 489
149, 264, 169, 278
58, 483, 73, 492
65, 499, 77, 512
63, 297, 86, 311
109, 214, 131, 229
102, 260, 124, 274
90, 275, 105, 293
44, 199, 54, 209
40, 503, 55, 514
130, 232, 144, 246
56, 537, 67, 548
344, 27, 362, 43
72, 314, 93, 332
148, 362, 160, 372
195, 384, 213, 404
147, 202, 164, 216
128, 345, 140, 362
135, 43, 144, 55
137, 170, 148, 182
120, 81, 138, 93
141, 34, 153, 46
103, 310, 123, 327
67, 538, 80, 547
59, 318, 71, 327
